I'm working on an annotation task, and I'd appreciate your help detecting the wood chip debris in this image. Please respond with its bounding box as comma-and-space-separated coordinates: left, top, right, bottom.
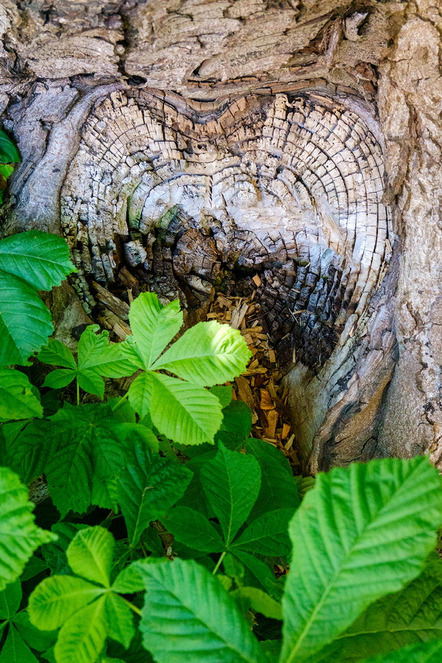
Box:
206, 292, 299, 469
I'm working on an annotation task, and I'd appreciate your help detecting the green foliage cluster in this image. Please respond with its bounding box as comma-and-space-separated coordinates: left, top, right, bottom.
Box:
0, 231, 442, 663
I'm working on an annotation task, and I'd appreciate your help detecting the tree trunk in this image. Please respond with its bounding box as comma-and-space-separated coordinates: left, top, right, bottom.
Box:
0, 0, 440, 472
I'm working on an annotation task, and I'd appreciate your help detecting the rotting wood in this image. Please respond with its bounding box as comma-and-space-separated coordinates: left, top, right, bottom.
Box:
1, 0, 440, 471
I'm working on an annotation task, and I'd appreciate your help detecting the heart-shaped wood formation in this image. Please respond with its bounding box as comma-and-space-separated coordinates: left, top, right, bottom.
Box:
61, 89, 391, 369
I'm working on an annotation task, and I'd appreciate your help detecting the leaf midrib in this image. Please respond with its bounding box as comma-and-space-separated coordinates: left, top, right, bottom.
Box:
0, 251, 64, 267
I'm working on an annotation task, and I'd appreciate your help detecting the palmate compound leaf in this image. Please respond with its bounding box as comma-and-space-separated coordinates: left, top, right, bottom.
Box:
200, 442, 261, 545
309, 558, 442, 663
29, 528, 138, 663
39, 328, 141, 398
0, 231, 75, 366
136, 558, 266, 663
129, 292, 183, 369
117, 437, 193, 547
0, 467, 56, 591
151, 319, 252, 386
0, 368, 43, 421
280, 456, 442, 663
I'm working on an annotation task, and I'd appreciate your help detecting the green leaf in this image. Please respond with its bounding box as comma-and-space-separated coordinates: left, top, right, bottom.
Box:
81, 335, 141, 379
0, 580, 21, 619
200, 443, 261, 545
77, 325, 140, 379
0, 163, 15, 179
37, 338, 76, 369
5, 419, 57, 484
67, 528, 114, 588
54, 594, 108, 663
260, 640, 281, 662
0, 232, 75, 366
311, 559, 442, 663
112, 563, 146, 594
13, 611, 56, 652
41, 523, 88, 576
244, 439, 299, 519
129, 293, 183, 369
118, 437, 192, 547
0, 624, 38, 663
163, 506, 225, 553
43, 368, 76, 390
136, 558, 266, 663
150, 372, 223, 445
28, 575, 105, 631
294, 475, 315, 498
232, 587, 282, 620
89, 421, 134, 511
0, 231, 75, 291
104, 593, 134, 649
45, 410, 95, 516
210, 386, 233, 409
232, 508, 293, 556
362, 639, 442, 662
20, 554, 48, 581
77, 369, 105, 399
128, 372, 153, 419
77, 325, 109, 364
0, 368, 43, 420
215, 400, 252, 447
45, 405, 131, 516
0, 129, 20, 163
280, 457, 442, 663
0, 467, 56, 591
152, 320, 252, 386
0, 270, 53, 366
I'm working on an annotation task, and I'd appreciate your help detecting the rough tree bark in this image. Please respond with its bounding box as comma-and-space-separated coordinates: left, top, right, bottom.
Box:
0, 0, 440, 472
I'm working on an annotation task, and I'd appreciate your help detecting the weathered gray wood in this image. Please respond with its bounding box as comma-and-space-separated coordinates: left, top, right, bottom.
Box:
0, 0, 440, 471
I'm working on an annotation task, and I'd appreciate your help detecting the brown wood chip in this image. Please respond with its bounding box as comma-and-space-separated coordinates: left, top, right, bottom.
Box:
259, 389, 274, 410
235, 375, 255, 411
230, 302, 249, 329
265, 409, 279, 439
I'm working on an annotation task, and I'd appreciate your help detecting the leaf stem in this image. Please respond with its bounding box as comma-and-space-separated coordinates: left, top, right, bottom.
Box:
212, 551, 226, 575
111, 392, 129, 412
76, 380, 80, 406
121, 597, 142, 616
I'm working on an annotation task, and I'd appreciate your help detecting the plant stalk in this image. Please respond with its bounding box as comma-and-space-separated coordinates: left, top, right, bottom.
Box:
212, 551, 226, 575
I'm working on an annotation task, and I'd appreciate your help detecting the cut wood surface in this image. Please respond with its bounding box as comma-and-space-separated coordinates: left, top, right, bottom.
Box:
0, 0, 440, 470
